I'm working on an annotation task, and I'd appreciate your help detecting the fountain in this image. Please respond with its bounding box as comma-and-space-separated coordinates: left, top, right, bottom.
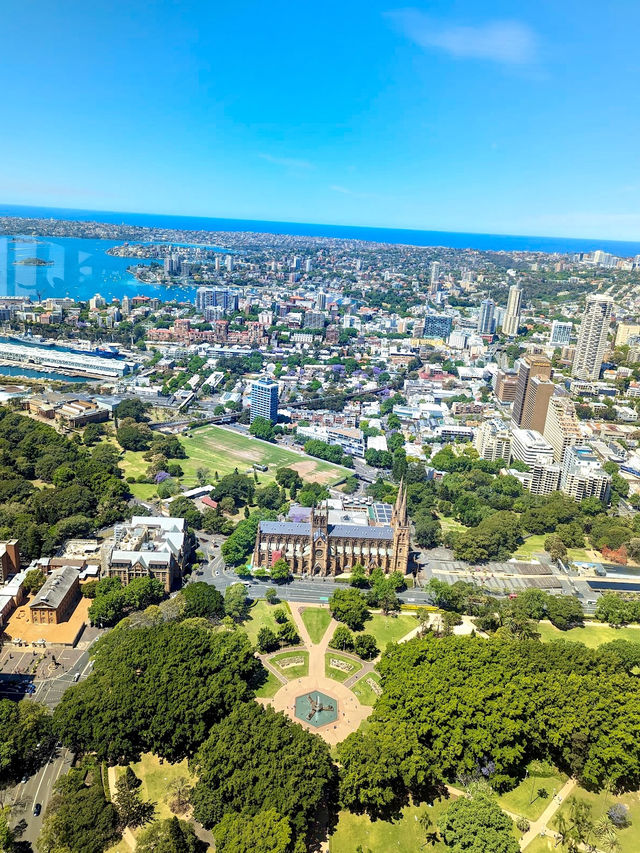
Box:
294, 690, 338, 727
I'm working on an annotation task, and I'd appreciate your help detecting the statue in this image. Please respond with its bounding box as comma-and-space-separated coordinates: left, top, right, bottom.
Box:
306, 693, 334, 720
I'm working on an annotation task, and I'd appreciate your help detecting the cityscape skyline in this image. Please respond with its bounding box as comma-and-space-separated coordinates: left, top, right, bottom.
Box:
1, 1, 640, 240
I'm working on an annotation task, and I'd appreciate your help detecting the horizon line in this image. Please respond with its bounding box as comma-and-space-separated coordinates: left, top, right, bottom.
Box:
1, 201, 639, 252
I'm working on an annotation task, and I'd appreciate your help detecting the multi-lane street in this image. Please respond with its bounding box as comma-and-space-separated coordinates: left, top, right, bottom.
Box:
10, 748, 75, 846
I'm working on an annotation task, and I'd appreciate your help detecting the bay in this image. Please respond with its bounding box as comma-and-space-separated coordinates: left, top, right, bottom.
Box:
0, 234, 197, 303
1, 203, 640, 304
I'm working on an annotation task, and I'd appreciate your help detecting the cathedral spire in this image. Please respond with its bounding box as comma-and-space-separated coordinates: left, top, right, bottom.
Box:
393, 479, 407, 525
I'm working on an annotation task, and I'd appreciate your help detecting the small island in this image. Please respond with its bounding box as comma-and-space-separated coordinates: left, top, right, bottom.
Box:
14, 257, 53, 266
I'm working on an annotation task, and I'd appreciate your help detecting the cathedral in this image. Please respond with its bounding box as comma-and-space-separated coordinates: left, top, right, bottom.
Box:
252, 482, 410, 576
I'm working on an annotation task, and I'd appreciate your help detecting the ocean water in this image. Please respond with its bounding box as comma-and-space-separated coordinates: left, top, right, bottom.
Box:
3, 202, 640, 256
1, 203, 640, 303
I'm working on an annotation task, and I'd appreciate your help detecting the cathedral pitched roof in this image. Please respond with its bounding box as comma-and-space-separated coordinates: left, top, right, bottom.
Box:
258, 520, 394, 540
329, 524, 394, 540
259, 521, 311, 535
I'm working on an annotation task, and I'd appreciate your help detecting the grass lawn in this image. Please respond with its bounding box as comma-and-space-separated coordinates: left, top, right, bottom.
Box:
242, 599, 291, 646
270, 650, 309, 679
117, 426, 346, 500
536, 620, 640, 648
329, 799, 453, 852
301, 607, 332, 643
523, 836, 559, 853
325, 652, 362, 683
498, 765, 568, 821
551, 786, 640, 853
254, 669, 282, 698
352, 672, 382, 707
514, 534, 547, 560
241, 599, 291, 647
180, 425, 346, 487
355, 612, 418, 648
129, 482, 159, 501
566, 546, 599, 561
118, 753, 193, 821
438, 516, 466, 535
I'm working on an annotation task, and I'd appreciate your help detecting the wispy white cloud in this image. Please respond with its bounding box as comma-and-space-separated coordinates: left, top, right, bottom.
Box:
388, 9, 538, 66
330, 185, 380, 200
259, 153, 314, 170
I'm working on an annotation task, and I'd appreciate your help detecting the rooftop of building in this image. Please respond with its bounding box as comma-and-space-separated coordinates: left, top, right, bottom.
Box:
30, 566, 79, 611
258, 520, 394, 540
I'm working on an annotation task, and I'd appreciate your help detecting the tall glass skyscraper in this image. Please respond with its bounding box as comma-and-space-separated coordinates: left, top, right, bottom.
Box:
477, 298, 495, 335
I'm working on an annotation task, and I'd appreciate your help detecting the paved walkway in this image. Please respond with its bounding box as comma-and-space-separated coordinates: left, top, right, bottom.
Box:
265, 603, 370, 745
399, 613, 488, 643
519, 777, 577, 850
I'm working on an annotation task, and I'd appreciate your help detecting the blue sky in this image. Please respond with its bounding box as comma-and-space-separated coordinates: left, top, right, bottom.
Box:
1, 0, 639, 239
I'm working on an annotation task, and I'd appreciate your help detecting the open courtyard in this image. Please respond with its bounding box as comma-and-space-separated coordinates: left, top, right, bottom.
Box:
2, 595, 90, 647
257, 603, 419, 746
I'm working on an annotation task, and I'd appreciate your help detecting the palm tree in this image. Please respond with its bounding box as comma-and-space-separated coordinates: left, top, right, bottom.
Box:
555, 814, 571, 848
593, 816, 620, 853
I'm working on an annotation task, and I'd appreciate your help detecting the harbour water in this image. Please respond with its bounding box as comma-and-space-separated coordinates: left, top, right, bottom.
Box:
0, 234, 198, 304
0, 364, 88, 383
2, 203, 640, 304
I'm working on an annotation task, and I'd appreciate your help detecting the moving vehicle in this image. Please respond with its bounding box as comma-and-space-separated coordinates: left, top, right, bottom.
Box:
33, 803, 41, 816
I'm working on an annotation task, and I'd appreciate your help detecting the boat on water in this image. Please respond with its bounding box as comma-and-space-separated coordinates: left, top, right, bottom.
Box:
93, 345, 121, 359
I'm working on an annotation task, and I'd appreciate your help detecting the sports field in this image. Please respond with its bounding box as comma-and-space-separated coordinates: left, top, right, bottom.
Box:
180, 426, 346, 486
120, 425, 347, 499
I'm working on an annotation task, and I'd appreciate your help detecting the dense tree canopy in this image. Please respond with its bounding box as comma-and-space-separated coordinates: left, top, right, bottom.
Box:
353, 634, 640, 799
53, 622, 260, 763
0, 409, 130, 560
221, 509, 276, 566
213, 809, 294, 853
438, 792, 519, 853
136, 818, 206, 853
191, 703, 336, 843
37, 762, 121, 853
181, 582, 225, 620
0, 698, 53, 787
329, 588, 369, 631
88, 577, 166, 627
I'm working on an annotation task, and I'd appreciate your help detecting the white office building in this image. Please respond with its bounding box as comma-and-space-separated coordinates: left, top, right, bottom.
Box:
550, 320, 572, 346
560, 445, 611, 503
474, 421, 512, 463
510, 427, 555, 466
502, 284, 522, 337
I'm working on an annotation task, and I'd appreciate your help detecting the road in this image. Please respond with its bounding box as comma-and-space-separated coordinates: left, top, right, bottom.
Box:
10, 748, 75, 846
32, 649, 94, 709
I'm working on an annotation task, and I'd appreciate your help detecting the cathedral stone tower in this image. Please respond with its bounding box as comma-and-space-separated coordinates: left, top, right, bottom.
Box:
391, 480, 410, 575
309, 504, 329, 575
